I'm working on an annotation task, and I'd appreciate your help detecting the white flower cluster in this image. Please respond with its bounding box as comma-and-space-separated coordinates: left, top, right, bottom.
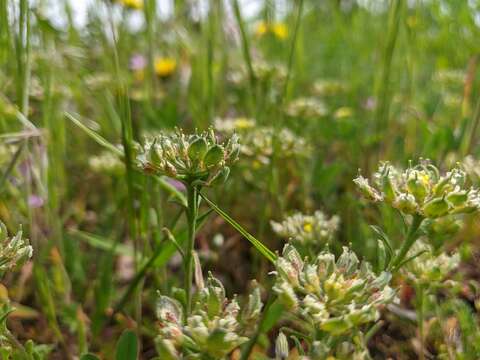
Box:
273, 244, 395, 336
0, 222, 32, 276
354, 160, 480, 218
155, 274, 262, 359
403, 240, 459, 286
271, 210, 339, 247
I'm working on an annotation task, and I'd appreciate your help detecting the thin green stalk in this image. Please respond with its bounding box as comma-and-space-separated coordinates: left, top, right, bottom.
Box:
417, 285, 426, 360
389, 214, 423, 271
373, 0, 402, 140
232, 0, 256, 113
185, 185, 199, 315
280, 0, 304, 105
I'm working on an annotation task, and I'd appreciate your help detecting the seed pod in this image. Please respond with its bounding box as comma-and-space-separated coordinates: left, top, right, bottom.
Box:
446, 190, 468, 206
407, 173, 428, 203
382, 173, 397, 203
204, 145, 224, 167
188, 137, 208, 162
423, 197, 449, 218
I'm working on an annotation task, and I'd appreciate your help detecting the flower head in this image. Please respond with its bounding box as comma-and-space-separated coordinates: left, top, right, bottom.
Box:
155, 274, 262, 358
403, 240, 459, 286
154, 57, 176, 78
271, 210, 339, 247
0, 222, 32, 276
137, 128, 239, 187
354, 160, 480, 219
272, 244, 394, 335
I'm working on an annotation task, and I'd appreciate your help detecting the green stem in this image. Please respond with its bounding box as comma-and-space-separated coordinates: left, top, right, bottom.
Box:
389, 214, 423, 271
417, 285, 426, 360
185, 185, 199, 315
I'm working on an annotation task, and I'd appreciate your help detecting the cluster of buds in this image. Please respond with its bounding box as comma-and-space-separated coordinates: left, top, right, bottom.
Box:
137, 128, 240, 187
272, 244, 395, 336
155, 274, 263, 359
0, 222, 32, 276
270, 210, 339, 248
354, 160, 480, 219
89, 150, 124, 175
285, 97, 328, 118
403, 240, 459, 286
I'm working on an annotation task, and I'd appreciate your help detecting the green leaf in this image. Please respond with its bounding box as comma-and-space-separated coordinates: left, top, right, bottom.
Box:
200, 193, 276, 263
370, 225, 393, 256
115, 329, 138, 360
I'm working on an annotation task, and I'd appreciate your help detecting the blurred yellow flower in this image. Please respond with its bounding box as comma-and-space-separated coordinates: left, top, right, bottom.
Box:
154, 57, 176, 78
118, 0, 143, 10
234, 117, 255, 130
255, 21, 288, 40
303, 222, 313, 233
334, 107, 353, 119
255, 21, 269, 37
272, 23, 288, 39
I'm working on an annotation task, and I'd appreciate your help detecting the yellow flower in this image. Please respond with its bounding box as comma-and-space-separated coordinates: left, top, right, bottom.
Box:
255, 21, 269, 37
118, 0, 143, 10
255, 21, 288, 40
272, 23, 288, 40
303, 222, 313, 233
154, 57, 176, 78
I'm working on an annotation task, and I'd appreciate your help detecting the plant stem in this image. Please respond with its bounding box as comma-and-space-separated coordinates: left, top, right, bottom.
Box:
417, 284, 426, 360
389, 214, 423, 271
185, 185, 199, 315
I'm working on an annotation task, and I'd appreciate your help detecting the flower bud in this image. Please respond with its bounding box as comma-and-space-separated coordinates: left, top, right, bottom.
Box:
275, 332, 289, 360
407, 172, 428, 202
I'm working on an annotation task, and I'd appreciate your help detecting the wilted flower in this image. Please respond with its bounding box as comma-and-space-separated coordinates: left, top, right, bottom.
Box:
403, 240, 459, 286
154, 57, 176, 78
285, 97, 328, 118
354, 160, 480, 219
137, 128, 239, 187
0, 222, 32, 276
155, 274, 263, 359
272, 244, 394, 336
271, 210, 339, 247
